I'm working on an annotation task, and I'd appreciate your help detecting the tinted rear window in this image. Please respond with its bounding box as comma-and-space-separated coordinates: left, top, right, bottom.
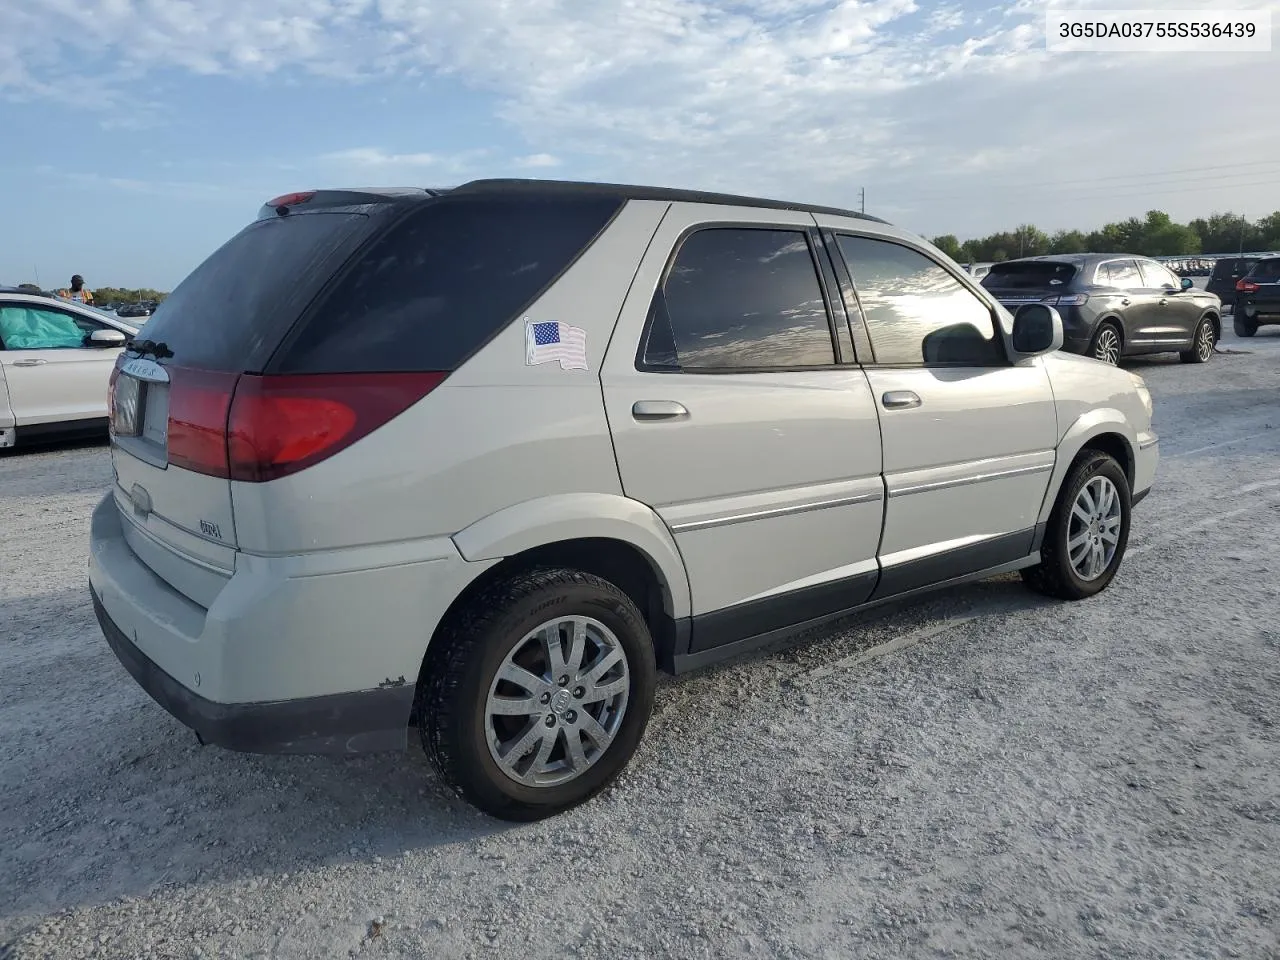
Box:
1246, 258, 1280, 280
141, 212, 373, 372
273, 194, 623, 374
981, 261, 1077, 289
1212, 258, 1255, 279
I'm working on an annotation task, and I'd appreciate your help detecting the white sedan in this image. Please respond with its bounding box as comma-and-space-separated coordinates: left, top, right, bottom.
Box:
0, 290, 141, 448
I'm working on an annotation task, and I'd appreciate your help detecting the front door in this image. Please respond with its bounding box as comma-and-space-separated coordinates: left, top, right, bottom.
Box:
0, 301, 120, 425
821, 227, 1059, 598
600, 205, 885, 654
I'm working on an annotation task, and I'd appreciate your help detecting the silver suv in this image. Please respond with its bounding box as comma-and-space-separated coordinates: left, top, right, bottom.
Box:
88, 180, 1159, 820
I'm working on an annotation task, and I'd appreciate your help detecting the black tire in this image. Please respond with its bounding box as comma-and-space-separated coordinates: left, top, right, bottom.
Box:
1089, 321, 1122, 365
1179, 316, 1216, 364
419, 567, 657, 821
1234, 314, 1258, 338
1021, 451, 1131, 601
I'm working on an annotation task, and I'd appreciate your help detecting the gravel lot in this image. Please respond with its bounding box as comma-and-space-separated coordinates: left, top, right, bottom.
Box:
2, 330, 1278, 960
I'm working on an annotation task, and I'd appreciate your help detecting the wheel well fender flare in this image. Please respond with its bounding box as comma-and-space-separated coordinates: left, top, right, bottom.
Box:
451, 493, 693, 620
1038, 411, 1138, 525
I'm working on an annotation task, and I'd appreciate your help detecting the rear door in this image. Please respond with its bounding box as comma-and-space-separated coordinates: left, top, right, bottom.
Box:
1094, 259, 1151, 348
823, 227, 1058, 597
1137, 259, 1199, 347
0, 299, 122, 425
601, 205, 885, 653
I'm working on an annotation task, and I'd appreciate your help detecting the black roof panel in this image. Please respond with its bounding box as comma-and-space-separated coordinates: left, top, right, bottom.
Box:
447, 178, 889, 223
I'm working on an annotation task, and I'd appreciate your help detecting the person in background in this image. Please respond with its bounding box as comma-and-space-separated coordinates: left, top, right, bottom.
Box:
58, 275, 94, 304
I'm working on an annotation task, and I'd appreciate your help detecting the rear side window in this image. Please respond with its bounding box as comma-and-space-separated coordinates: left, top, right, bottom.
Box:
1247, 258, 1280, 280
838, 235, 1004, 367
1096, 260, 1144, 288
1138, 260, 1179, 289
141, 212, 373, 372
638, 227, 835, 371
275, 195, 622, 374
1212, 258, 1254, 279
982, 261, 1077, 289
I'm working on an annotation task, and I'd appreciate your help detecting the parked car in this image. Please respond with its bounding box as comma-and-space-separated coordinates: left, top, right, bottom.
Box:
1232, 255, 1280, 337
89, 180, 1159, 820
117, 302, 152, 319
1206, 256, 1259, 312
981, 254, 1221, 365
0, 290, 140, 448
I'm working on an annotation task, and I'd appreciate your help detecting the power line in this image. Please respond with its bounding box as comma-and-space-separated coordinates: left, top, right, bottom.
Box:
883, 159, 1280, 202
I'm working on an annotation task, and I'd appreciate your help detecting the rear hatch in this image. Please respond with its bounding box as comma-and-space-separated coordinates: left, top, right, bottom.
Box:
107, 185, 628, 603
107, 195, 394, 603
1237, 257, 1280, 308
980, 260, 1080, 310
1208, 257, 1257, 299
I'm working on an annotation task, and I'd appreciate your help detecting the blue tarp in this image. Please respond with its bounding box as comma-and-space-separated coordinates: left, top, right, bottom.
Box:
0, 306, 85, 349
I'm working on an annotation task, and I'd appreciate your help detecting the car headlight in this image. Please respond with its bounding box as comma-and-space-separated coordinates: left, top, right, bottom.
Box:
1129, 373, 1153, 419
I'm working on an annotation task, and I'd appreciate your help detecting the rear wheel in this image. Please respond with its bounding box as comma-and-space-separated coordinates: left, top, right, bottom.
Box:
1090, 322, 1122, 365
1234, 314, 1258, 338
1180, 317, 1216, 363
419, 568, 657, 821
1021, 451, 1131, 601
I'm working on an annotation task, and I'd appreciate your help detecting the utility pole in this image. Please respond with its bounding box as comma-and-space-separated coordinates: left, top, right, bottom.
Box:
859, 187, 865, 214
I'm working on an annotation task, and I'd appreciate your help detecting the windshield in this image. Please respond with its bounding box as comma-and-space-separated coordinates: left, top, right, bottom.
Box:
982, 261, 1077, 289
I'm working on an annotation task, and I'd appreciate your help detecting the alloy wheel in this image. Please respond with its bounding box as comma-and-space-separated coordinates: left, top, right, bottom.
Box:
1068, 476, 1122, 581
1196, 321, 1215, 361
485, 616, 630, 788
1093, 327, 1120, 365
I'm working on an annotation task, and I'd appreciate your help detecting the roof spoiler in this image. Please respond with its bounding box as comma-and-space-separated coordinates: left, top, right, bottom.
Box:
256, 186, 451, 220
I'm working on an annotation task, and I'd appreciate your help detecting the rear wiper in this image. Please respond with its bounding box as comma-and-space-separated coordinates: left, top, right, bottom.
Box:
126, 338, 174, 360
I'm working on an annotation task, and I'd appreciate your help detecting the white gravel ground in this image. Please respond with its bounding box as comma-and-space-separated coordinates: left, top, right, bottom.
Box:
2, 330, 1278, 960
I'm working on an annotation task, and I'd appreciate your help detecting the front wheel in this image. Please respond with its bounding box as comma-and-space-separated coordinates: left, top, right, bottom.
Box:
419, 568, 657, 821
1180, 317, 1216, 363
1022, 451, 1131, 601
1234, 314, 1258, 338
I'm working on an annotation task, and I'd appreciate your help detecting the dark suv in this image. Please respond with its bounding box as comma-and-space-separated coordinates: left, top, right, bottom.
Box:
1206, 256, 1259, 311
981, 254, 1222, 365
1233, 256, 1280, 337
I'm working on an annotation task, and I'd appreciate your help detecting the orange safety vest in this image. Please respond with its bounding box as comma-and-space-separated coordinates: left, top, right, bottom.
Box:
59, 288, 94, 303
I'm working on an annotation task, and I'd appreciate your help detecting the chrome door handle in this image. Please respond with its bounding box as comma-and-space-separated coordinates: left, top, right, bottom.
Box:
882, 390, 921, 410
1159, 298, 1169, 305
12, 359, 47, 367
632, 400, 689, 422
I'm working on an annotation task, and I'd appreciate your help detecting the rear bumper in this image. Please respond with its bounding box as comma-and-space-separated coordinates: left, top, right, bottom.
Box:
88, 492, 490, 755
92, 588, 414, 754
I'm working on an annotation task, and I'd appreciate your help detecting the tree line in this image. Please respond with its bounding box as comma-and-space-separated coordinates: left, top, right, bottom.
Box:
13, 283, 167, 305
931, 210, 1280, 264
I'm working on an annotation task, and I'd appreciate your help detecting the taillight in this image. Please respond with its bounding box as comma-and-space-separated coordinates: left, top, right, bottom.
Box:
1043, 294, 1089, 306
226, 372, 447, 483
167, 369, 239, 477
107, 357, 123, 425
1236, 279, 1259, 293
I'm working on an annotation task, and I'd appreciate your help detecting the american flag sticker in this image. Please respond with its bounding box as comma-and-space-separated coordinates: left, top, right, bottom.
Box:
525, 319, 589, 371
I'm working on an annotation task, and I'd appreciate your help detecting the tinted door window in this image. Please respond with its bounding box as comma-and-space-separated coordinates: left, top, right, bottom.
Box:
837, 236, 1004, 366
1097, 260, 1144, 288
0, 305, 90, 349
639, 228, 835, 370
1138, 261, 1179, 289
278, 195, 623, 374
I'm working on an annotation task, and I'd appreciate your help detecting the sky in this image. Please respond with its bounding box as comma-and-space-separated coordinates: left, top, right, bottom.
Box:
2, 0, 1278, 289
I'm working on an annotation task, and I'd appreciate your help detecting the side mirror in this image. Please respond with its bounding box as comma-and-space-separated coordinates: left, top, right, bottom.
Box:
1180, 277, 1194, 291
88, 328, 127, 347
1011, 303, 1063, 357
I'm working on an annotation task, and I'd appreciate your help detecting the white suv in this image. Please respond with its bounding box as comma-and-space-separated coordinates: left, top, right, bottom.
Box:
88, 180, 1159, 820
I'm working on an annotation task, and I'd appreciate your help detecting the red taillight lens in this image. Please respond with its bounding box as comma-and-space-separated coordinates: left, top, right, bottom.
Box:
167, 368, 239, 477
226, 372, 447, 483
1236, 279, 1259, 293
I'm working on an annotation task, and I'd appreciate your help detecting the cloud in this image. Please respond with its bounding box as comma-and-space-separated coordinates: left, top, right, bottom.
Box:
5, 0, 1280, 236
